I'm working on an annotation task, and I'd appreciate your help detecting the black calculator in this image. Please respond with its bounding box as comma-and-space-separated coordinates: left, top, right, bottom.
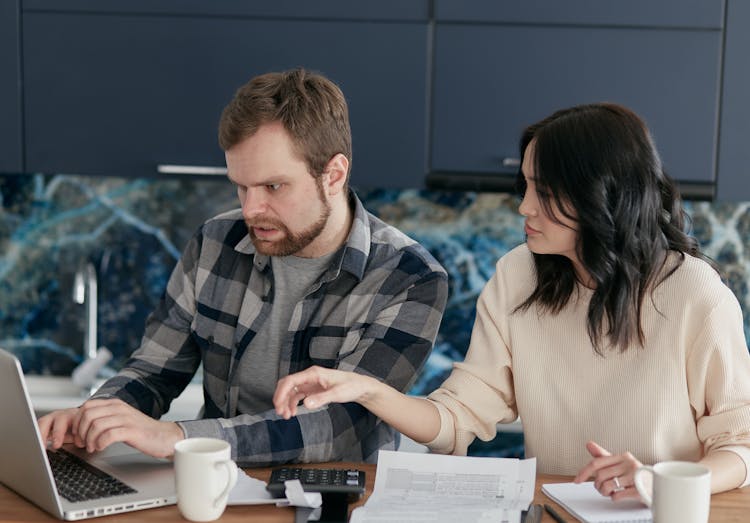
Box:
266, 467, 366, 500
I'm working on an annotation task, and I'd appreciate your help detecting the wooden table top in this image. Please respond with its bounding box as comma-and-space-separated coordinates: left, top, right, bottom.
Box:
1, 461, 748, 522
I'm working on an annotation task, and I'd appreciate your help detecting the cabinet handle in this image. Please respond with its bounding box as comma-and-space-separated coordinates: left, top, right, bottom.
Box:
157, 164, 228, 176
502, 157, 521, 168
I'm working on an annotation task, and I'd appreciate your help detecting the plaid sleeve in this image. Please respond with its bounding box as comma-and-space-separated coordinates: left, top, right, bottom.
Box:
178, 267, 449, 466
91, 232, 203, 417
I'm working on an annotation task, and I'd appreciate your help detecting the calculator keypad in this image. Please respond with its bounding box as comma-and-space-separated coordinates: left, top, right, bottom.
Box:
267, 467, 365, 499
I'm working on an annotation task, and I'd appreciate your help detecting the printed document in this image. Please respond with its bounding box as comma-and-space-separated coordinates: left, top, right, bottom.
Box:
350, 450, 536, 523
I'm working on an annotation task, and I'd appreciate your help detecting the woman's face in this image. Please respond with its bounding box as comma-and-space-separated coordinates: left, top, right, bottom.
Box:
518, 141, 581, 267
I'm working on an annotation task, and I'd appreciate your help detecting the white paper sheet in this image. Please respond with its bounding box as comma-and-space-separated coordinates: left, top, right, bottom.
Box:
227, 472, 278, 505
281, 480, 323, 509
541, 482, 652, 522
227, 473, 321, 509
350, 450, 536, 523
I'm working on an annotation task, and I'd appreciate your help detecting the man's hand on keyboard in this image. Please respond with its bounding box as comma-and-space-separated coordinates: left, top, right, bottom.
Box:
38, 408, 79, 449
39, 398, 185, 459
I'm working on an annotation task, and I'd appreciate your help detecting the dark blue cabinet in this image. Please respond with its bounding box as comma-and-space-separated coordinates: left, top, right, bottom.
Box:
11, 0, 750, 200
22, 3, 429, 189
0, 0, 22, 173
22, 0, 428, 20
429, 0, 724, 199
717, 0, 750, 201
433, 0, 723, 28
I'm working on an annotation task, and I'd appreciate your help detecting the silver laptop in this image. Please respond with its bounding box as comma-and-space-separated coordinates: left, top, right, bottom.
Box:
0, 348, 176, 520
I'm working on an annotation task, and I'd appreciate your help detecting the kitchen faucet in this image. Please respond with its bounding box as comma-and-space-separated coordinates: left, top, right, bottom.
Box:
73, 262, 98, 361
71, 262, 111, 392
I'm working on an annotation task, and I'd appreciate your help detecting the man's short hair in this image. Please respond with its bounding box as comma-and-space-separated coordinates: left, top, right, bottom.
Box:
218, 68, 352, 180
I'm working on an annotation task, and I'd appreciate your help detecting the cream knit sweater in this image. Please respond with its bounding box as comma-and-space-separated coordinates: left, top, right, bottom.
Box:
427, 245, 750, 485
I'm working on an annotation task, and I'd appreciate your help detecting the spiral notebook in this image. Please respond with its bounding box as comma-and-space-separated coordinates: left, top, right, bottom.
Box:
542, 482, 652, 523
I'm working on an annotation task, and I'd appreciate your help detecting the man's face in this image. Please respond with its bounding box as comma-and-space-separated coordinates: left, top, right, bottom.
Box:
225, 121, 332, 257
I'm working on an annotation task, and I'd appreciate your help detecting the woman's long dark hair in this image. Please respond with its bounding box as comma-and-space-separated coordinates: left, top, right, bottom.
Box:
515, 103, 705, 354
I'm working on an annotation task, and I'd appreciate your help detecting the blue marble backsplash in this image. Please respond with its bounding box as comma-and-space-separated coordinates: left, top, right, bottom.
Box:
2, 173, 750, 397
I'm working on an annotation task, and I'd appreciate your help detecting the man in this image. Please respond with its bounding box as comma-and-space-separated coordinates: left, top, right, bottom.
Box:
38, 69, 448, 466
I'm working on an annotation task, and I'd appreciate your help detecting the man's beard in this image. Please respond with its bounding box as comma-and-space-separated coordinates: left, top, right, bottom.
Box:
246, 181, 332, 257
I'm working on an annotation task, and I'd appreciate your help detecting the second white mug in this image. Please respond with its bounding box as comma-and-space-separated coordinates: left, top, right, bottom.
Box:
633, 461, 711, 523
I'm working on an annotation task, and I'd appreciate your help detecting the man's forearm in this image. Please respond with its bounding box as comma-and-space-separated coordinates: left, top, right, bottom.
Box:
178, 402, 381, 466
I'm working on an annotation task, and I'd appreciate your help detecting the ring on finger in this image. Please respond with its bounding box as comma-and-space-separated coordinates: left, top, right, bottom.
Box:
613, 476, 624, 492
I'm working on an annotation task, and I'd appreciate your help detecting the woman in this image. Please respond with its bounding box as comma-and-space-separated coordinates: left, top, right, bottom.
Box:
274, 103, 750, 498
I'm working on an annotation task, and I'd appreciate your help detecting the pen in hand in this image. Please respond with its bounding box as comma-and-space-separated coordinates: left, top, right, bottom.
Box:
544, 503, 566, 523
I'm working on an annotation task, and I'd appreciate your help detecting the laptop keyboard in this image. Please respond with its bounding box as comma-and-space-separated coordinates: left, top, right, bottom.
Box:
47, 448, 137, 502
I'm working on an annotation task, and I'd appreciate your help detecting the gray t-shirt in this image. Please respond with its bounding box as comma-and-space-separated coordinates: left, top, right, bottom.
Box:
237, 252, 336, 414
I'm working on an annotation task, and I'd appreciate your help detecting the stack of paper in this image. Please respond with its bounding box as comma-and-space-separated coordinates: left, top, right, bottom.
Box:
351, 450, 536, 523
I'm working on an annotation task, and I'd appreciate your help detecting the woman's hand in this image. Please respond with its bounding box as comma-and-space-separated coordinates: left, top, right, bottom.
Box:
574, 441, 644, 501
273, 365, 377, 419
275, 366, 442, 444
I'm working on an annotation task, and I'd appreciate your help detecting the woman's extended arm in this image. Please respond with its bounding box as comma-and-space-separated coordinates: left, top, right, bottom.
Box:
273, 365, 442, 445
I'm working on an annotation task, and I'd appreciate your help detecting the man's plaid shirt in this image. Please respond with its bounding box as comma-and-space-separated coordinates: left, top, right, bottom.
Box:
93, 191, 448, 466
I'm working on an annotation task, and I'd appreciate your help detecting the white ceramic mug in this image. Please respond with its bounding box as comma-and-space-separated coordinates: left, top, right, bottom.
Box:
633, 461, 711, 523
174, 438, 239, 522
